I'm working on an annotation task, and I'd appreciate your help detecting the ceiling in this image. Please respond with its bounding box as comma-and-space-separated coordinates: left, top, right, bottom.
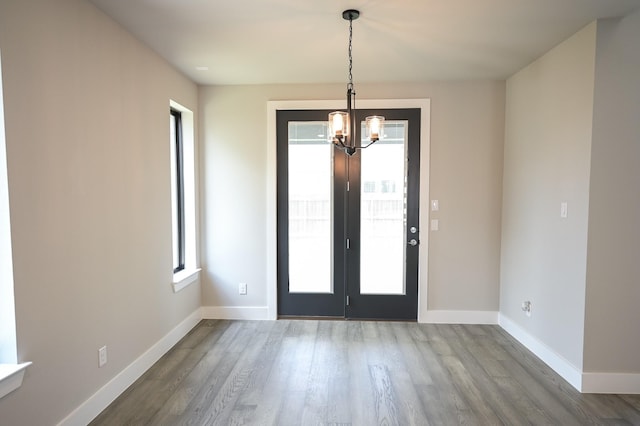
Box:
89, 0, 640, 86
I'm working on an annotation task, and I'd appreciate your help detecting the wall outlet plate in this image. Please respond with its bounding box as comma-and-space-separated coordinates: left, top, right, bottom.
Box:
98, 346, 107, 367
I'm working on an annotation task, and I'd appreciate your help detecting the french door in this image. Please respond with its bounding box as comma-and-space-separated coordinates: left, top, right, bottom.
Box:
277, 108, 421, 320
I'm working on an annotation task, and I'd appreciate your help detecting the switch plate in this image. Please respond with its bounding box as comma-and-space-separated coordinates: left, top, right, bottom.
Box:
560, 202, 568, 218
431, 200, 439, 211
239, 282, 247, 295
430, 219, 439, 231
98, 346, 107, 367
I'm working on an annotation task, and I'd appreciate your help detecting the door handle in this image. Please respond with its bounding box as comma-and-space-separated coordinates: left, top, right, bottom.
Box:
408, 239, 419, 246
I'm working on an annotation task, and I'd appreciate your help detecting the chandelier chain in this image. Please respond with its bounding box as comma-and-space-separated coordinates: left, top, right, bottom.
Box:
348, 16, 354, 92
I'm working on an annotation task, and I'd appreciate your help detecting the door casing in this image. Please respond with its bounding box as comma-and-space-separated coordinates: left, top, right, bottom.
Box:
266, 99, 431, 321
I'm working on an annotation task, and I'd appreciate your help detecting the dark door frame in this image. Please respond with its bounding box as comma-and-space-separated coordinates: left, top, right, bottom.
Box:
276, 107, 424, 320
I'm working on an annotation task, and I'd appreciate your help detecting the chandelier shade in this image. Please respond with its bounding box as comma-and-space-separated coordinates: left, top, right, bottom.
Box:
365, 115, 384, 142
329, 111, 349, 138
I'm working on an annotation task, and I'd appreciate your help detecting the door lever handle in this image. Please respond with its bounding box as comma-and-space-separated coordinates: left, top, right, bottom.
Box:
408, 239, 419, 246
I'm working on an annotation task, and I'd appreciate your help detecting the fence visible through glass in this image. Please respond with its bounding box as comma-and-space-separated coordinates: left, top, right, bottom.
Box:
360, 121, 408, 295
287, 122, 333, 293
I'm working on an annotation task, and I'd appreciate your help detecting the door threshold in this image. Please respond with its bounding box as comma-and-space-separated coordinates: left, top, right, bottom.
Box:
278, 315, 344, 321
277, 315, 417, 322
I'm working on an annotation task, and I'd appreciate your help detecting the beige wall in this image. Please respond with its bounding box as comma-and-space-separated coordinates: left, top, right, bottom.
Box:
0, 0, 200, 424
501, 23, 597, 369
584, 10, 640, 373
199, 81, 504, 314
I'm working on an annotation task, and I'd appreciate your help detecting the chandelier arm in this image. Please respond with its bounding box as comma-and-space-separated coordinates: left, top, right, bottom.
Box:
359, 140, 379, 149
334, 136, 347, 149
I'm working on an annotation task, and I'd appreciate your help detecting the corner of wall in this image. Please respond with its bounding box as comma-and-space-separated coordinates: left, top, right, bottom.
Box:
500, 22, 597, 372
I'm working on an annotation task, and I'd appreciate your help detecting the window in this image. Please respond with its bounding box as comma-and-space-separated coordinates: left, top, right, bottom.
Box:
363, 181, 376, 193
0, 50, 17, 365
0, 50, 31, 399
381, 180, 397, 193
169, 101, 199, 292
170, 109, 185, 273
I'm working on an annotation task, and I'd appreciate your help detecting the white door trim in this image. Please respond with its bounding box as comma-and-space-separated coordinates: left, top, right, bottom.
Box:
266, 99, 431, 321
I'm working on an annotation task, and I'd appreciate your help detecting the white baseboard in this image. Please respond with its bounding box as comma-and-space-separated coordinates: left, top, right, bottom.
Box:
201, 305, 270, 320
57, 309, 202, 426
499, 314, 583, 391
582, 372, 640, 394
420, 310, 499, 324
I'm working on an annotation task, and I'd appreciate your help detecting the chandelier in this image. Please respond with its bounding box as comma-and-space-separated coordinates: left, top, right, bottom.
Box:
329, 10, 384, 156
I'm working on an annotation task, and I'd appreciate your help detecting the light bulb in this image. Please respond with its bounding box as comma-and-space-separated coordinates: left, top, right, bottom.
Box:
333, 114, 343, 136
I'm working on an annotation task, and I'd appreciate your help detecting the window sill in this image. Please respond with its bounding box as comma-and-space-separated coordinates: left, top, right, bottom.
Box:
0, 362, 32, 400
172, 268, 201, 293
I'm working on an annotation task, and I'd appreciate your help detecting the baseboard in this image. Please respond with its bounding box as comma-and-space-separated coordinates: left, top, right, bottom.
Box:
420, 310, 499, 324
57, 309, 202, 426
499, 314, 583, 391
201, 305, 270, 320
582, 372, 640, 394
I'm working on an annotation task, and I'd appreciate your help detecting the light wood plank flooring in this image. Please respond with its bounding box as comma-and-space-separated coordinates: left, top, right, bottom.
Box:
91, 320, 640, 425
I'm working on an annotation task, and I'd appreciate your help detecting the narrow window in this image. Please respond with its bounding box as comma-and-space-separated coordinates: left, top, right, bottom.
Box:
170, 109, 185, 273
169, 100, 198, 291
0, 50, 17, 365
1, 51, 31, 400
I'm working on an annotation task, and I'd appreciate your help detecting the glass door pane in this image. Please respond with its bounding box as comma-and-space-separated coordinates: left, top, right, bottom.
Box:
169, 114, 179, 270
287, 122, 333, 293
359, 121, 408, 294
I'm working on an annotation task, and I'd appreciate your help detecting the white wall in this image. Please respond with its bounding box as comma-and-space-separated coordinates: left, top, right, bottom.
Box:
199, 82, 504, 317
501, 23, 597, 369
584, 10, 640, 374
0, 0, 200, 424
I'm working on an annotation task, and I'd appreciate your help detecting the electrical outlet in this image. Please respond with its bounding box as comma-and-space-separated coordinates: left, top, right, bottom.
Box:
98, 346, 108, 367
239, 282, 247, 295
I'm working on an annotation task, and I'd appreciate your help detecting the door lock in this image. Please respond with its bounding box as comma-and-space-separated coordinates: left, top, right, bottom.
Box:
408, 239, 419, 246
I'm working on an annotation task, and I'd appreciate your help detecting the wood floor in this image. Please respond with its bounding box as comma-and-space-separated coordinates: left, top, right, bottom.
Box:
91, 320, 640, 426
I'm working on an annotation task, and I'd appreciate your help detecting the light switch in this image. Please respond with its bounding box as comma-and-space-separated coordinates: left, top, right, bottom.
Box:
431, 200, 439, 211
430, 219, 439, 231
560, 202, 568, 219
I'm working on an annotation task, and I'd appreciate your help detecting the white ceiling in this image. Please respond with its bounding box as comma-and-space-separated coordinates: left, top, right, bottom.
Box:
89, 0, 640, 86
